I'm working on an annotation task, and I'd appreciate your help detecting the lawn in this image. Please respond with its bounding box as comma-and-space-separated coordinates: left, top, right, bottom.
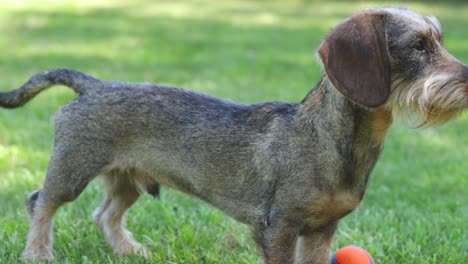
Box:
0, 0, 467, 263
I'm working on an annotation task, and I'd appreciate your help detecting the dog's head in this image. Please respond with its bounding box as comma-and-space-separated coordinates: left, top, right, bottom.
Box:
318, 7, 467, 126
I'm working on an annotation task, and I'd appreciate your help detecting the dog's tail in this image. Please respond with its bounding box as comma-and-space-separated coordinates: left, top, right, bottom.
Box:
0, 69, 102, 109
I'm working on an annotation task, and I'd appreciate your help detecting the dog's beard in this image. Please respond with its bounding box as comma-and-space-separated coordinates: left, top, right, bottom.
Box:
387, 73, 467, 127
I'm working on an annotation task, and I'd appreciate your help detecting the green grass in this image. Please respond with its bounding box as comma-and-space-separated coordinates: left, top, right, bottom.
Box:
0, 0, 467, 263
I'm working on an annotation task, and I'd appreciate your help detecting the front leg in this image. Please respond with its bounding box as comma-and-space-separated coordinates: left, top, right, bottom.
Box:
253, 219, 300, 264
295, 221, 339, 264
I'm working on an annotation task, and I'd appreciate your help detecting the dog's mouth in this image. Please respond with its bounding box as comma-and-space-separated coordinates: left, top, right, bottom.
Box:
387, 75, 468, 127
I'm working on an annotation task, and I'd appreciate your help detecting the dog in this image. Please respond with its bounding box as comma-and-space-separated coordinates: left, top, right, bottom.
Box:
0, 7, 466, 264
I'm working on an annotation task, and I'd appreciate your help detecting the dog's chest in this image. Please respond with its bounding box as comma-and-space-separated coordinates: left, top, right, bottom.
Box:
304, 190, 361, 226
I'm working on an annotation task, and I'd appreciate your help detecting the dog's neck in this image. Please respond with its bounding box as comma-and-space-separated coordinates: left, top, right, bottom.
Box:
297, 75, 393, 196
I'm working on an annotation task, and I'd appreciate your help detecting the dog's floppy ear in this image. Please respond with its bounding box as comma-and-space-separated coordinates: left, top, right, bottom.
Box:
319, 12, 391, 108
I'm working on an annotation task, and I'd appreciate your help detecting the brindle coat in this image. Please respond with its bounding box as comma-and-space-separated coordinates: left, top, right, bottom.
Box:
1, 7, 467, 264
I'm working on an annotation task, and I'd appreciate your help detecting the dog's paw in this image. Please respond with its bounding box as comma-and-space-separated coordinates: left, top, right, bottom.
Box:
134, 245, 149, 258
21, 248, 54, 262
115, 242, 148, 258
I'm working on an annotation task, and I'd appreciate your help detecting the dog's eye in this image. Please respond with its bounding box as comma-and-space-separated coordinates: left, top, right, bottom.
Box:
414, 39, 425, 52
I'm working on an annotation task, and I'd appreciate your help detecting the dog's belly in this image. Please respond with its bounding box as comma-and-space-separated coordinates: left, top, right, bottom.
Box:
110, 143, 261, 224
152, 169, 260, 224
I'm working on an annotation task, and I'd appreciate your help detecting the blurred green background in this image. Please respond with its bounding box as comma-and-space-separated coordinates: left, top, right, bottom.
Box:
0, 0, 466, 263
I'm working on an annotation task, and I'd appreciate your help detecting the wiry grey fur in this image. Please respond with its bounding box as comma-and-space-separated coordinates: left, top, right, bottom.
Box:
1, 7, 467, 264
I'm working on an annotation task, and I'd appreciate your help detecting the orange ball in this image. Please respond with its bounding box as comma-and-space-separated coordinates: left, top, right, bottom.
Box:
330, 246, 375, 264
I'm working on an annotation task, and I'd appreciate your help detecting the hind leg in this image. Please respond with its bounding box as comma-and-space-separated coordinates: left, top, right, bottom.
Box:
22, 191, 59, 261
22, 145, 109, 261
93, 173, 147, 257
